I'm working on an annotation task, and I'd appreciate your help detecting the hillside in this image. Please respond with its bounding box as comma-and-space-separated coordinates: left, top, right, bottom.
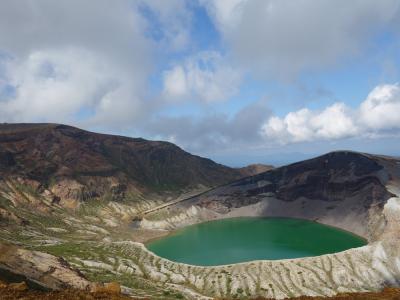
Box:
0, 123, 244, 206
236, 163, 274, 177
0, 125, 400, 300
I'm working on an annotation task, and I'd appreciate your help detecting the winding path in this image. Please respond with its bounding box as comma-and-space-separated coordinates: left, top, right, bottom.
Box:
140, 188, 211, 216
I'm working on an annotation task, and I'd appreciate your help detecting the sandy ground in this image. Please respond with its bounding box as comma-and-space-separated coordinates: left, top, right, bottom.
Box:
130, 228, 170, 243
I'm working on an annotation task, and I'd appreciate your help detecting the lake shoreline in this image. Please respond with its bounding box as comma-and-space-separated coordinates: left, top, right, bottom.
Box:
145, 216, 367, 266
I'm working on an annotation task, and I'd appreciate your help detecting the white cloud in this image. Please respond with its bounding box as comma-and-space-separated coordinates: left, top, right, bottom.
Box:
312, 103, 357, 139
163, 66, 187, 98
162, 51, 242, 102
261, 84, 400, 144
2, 49, 98, 121
201, 0, 400, 77
0, 48, 145, 125
0, 0, 199, 129
359, 84, 400, 130
0, 0, 155, 128
0, 0, 151, 68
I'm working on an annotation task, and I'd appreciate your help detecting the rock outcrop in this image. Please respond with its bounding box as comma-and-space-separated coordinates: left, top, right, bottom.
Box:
0, 242, 91, 291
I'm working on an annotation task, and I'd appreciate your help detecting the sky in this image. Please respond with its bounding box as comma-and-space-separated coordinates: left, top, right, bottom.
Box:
0, 1, 400, 167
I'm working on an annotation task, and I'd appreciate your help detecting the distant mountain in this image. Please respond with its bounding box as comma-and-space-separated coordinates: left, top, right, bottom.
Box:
0, 123, 245, 204
236, 163, 273, 177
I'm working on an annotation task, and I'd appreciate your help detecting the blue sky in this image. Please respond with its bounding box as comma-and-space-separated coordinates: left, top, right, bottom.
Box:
0, 1, 400, 166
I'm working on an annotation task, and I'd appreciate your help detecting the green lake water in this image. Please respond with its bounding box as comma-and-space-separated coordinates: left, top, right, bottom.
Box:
146, 217, 366, 266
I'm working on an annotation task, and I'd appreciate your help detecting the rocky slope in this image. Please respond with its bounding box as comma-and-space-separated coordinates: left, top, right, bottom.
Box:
0, 123, 274, 299
143, 151, 397, 239
0, 123, 246, 208
1, 124, 400, 299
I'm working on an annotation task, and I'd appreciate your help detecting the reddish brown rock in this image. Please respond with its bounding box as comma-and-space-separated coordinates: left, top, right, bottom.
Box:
8, 282, 28, 291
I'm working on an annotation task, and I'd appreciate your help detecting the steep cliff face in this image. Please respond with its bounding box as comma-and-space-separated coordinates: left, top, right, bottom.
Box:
235, 151, 389, 202
145, 151, 398, 239
192, 151, 393, 208
0, 123, 241, 204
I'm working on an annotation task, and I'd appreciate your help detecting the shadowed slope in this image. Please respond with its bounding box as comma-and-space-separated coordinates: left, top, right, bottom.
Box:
145, 151, 398, 239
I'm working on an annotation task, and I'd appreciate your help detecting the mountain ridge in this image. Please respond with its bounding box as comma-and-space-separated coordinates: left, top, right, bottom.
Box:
0, 123, 253, 207
142, 150, 399, 240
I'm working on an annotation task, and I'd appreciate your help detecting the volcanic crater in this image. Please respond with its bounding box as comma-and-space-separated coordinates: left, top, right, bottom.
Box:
0, 124, 400, 300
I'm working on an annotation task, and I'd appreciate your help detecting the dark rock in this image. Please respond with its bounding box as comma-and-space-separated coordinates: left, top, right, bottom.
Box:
0, 151, 16, 168
51, 196, 61, 205
185, 151, 398, 227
